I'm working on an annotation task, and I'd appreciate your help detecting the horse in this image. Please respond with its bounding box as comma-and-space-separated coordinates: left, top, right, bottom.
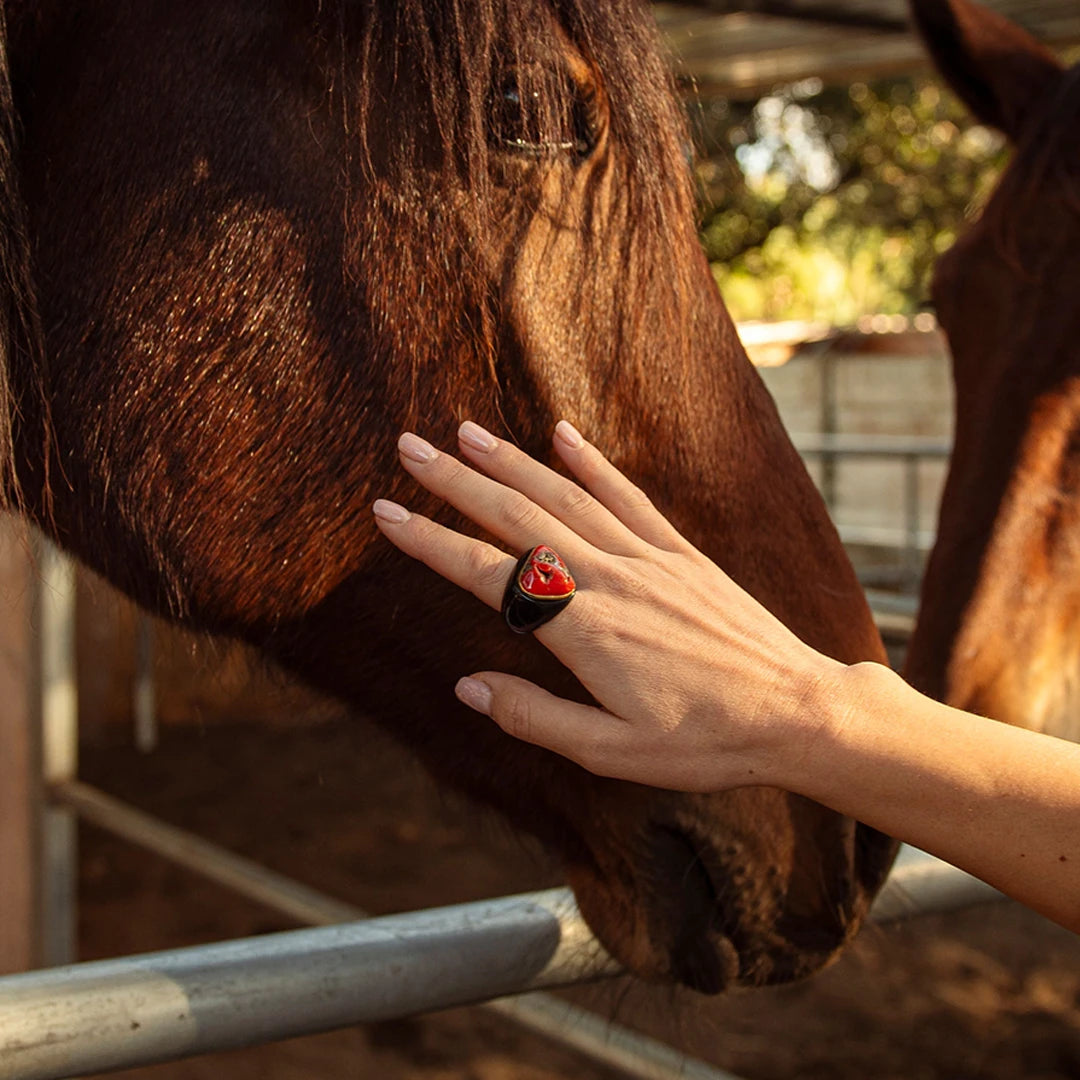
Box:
2, 0, 895, 993
904, 0, 1080, 743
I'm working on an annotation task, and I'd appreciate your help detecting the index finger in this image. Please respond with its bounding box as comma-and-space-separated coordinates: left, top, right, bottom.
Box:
372, 501, 588, 648
396, 432, 596, 563
372, 501, 516, 611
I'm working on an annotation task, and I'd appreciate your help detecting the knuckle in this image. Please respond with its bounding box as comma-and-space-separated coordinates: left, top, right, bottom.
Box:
464, 544, 504, 588
570, 595, 616, 645
407, 514, 441, 550
575, 730, 616, 776
555, 483, 597, 520
438, 454, 470, 490
621, 482, 656, 515
497, 493, 542, 535
601, 559, 653, 603
500, 693, 534, 741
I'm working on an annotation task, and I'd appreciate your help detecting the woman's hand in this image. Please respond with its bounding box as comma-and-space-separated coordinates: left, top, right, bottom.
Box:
377, 420, 1080, 932
373, 419, 846, 793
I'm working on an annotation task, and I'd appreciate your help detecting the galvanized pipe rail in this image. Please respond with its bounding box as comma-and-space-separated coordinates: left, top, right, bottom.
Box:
0, 845, 1002, 1080
49, 779, 737, 1080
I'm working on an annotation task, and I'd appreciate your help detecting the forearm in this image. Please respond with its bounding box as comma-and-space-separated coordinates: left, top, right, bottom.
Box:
786, 661, 1080, 932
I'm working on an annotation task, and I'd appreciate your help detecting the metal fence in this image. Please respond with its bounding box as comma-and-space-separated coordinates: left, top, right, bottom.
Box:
0, 848, 1002, 1080
792, 432, 953, 594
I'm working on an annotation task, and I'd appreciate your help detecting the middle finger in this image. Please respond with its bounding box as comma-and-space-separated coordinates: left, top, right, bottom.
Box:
456, 422, 649, 556
397, 431, 590, 559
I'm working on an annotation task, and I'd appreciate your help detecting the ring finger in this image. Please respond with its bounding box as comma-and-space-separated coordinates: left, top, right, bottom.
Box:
374, 502, 587, 649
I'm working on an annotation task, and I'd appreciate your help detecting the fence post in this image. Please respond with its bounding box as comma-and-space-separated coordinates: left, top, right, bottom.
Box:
0, 517, 40, 974
134, 613, 157, 753
37, 541, 78, 968
903, 452, 921, 588
819, 350, 838, 512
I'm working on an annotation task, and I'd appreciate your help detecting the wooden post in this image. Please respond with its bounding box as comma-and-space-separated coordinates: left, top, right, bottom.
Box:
37, 540, 78, 967
134, 613, 157, 753
0, 515, 40, 974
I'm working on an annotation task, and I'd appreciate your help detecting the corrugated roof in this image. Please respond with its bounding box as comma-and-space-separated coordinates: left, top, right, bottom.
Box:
654, 0, 1080, 96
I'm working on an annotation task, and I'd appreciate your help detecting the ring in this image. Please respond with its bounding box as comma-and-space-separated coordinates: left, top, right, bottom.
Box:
502, 545, 576, 634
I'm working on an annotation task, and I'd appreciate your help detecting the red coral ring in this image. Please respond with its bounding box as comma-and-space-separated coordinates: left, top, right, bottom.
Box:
502, 545, 576, 634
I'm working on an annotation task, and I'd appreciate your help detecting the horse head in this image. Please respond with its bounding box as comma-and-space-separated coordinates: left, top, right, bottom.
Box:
6, 0, 893, 991
905, 0, 1080, 740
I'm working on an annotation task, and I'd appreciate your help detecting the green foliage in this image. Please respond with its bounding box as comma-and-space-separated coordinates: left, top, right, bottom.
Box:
692, 76, 1010, 323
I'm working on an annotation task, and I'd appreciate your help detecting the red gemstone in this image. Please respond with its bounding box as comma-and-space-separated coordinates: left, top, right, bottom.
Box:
518, 545, 576, 599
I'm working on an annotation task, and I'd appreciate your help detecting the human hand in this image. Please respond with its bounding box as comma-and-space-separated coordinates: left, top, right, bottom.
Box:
373, 420, 846, 793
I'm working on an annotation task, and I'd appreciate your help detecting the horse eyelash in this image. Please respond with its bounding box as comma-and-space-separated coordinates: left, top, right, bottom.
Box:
491, 65, 599, 160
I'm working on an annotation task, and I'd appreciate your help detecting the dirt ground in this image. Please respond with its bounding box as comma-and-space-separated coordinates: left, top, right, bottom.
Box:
69, 588, 1080, 1080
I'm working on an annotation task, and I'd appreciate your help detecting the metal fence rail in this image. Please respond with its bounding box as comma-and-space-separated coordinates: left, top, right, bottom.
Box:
793, 433, 953, 589
0, 891, 614, 1080
0, 847, 1003, 1080
49, 779, 739, 1080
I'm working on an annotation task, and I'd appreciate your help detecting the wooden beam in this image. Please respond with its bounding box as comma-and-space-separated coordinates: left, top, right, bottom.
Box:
666, 1, 909, 33
655, 0, 1080, 97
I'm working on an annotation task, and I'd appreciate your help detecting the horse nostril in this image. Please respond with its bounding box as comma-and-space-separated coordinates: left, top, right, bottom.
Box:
649, 824, 736, 993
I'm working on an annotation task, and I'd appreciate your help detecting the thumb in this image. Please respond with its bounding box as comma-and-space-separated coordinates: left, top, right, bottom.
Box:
455, 673, 618, 769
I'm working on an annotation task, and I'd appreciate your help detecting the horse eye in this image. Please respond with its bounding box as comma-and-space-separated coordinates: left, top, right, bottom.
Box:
491, 67, 597, 159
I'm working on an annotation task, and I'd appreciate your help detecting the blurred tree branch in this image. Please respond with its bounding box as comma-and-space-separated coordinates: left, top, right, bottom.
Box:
691, 74, 1008, 322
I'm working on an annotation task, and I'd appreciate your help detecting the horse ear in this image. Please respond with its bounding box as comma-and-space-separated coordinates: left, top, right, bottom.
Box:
908, 0, 1064, 141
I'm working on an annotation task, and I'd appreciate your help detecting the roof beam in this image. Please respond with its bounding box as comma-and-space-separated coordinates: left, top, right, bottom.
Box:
669, 1, 910, 33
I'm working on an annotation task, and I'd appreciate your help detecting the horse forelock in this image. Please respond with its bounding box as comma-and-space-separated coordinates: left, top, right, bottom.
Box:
330, 0, 701, 410
339, 0, 693, 211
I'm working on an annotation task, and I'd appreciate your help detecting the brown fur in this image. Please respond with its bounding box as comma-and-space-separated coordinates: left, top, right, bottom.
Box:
906, 0, 1080, 741
3, 0, 893, 991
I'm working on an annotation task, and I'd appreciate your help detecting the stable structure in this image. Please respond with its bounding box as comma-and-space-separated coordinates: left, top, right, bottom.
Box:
654, 0, 1080, 97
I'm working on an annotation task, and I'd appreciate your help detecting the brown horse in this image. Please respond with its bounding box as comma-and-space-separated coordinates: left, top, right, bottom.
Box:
2, 0, 893, 992
904, 0, 1080, 742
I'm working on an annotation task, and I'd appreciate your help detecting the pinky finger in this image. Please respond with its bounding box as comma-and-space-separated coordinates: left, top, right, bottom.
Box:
456, 671, 625, 777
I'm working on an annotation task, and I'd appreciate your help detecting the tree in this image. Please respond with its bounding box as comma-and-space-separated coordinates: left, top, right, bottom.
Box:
691, 75, 1009, 323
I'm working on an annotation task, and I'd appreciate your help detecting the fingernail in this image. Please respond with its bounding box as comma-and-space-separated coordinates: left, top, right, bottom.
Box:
398, 432, 438, 464
455, 676, 493, 715
373, 499, 411, 524
555, 420, 584, 450
458, 420, 498, 453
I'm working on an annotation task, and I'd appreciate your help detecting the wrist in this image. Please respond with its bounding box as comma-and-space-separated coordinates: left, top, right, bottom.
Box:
766, 656, 893, 796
